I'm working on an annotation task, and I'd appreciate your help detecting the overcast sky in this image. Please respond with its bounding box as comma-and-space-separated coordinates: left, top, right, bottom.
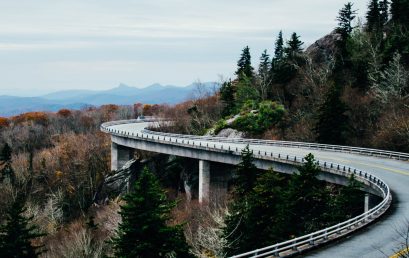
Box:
0, 0, 367, 96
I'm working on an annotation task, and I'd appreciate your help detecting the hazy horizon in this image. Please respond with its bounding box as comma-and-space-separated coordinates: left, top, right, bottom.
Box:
0, 0, 367, 96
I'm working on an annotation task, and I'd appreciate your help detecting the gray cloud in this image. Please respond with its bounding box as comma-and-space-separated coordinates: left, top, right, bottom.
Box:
0, 0, 368, 95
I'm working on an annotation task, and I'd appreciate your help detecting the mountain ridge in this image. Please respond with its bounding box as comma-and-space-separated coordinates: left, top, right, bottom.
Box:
0, 82, 219, 117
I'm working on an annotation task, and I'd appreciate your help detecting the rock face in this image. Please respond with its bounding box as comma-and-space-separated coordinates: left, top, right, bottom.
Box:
95, 159, 142, 202
217, 128, 244, 138
305, 30, 342, 63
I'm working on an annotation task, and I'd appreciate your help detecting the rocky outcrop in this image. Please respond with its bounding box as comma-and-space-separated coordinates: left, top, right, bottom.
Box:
305, 30, 342, 64
216, 128, 244, 138
95, 159, 143, 202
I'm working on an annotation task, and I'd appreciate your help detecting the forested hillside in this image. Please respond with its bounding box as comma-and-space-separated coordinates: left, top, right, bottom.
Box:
0, 0, 408, 257
157, 1, 409, 153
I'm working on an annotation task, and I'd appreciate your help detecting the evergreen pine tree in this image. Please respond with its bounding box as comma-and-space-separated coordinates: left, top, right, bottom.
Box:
223, 168, 286, 255
285, 33, 303, 57
271, 31, 300, 84
247, 169, 286, 245
112, 167, 192, 258
223, 145, 260, 255
315, 84, 349, 145
336, 2, 357, 41
258, 50, 271, 99
379, 0, 390, 26
236, 46, 254, 81
330, 175, 363, 222
258, 49, 270, 80
367, 0, 381, 32
0, 195, 45, 257
271, 31, 286, 83
0, 143, 15, 184
0, 143, 11, 162
219, 80, 236, 116
233, 145, 259, 197
391, 0, 409, 25
280, 154, 330, 236
273, 31, 285, 62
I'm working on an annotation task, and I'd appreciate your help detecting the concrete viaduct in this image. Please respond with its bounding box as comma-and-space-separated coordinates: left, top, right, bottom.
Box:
101, 119, 409, 258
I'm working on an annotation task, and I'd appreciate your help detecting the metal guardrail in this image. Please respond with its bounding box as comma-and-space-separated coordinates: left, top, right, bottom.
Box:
100, 119, 393, 257
141, 128, 409, 161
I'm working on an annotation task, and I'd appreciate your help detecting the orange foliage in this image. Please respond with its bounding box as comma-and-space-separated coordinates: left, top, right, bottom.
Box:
0, 117, 9, 128
11, 112, 49, 125
79, 116, 94, 129
57, 109, 72, 117
142, 104, 152, 115
101, 104, 119, 113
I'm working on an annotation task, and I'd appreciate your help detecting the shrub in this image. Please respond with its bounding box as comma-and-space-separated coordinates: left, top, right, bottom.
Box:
213, 119, 227, 135
232, 101, 285, 134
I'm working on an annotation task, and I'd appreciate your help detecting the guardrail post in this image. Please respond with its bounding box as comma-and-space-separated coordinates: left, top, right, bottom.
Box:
292, 240, 297, 251
273, 247, 279, 257
309, 235, 314, 245
364, 193, 370, 221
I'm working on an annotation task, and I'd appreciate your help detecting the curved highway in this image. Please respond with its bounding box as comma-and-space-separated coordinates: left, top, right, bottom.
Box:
102, 120, 409, 258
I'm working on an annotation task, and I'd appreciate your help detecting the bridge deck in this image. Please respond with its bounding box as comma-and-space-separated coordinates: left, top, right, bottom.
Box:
104, 121, 409, 258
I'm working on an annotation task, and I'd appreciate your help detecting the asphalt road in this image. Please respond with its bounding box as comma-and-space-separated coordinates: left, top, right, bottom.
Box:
107, 122, 409, 258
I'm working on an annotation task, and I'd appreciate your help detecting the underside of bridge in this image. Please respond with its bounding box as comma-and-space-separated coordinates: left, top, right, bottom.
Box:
110, 135, 382, 204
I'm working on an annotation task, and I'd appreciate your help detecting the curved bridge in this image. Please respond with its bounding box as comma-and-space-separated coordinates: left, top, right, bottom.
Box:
101, 119, 409, 258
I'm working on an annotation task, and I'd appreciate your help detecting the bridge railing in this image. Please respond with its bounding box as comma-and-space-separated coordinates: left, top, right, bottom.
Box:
100, 120, 392, 257
141, 128, 409, 161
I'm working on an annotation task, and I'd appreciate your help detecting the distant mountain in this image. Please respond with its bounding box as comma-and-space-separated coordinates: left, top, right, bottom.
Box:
0, 82, 219, 117
41, 82, 219, 106
0, 96, 87, 117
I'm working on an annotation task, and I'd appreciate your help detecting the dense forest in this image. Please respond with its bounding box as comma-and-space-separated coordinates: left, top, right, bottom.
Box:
158, 0, 409, 153
0, 0, 408, 257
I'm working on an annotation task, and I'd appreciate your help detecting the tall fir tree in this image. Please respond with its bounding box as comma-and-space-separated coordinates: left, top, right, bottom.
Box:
367, 0, 381, 32
246, 169, 286, 246
279, 154, 330, 237
236, 46, 254, 81
223, 168, 286, 255
233, 145, 259, 197
284, 32, 304, 61
223, 145, 260, 255
271, 31, 300, 84
273, 31, 285, 62
258, 49, 271, 80
391, 0, 409, 25
219, 80, 236, 116
112, 167, 192, 258
0, 195, 45, 257
330, 175, 363, 222
0, 143, 15, 184
379, 0, 390, 26
336, 2, 357, 41
258, 50, 271, 99
315, 84, 349, 145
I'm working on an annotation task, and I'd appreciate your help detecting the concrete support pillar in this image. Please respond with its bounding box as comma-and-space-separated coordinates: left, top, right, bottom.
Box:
199, 160, 210, 204
111, 142, 133, 171
111, 142, 119, 171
